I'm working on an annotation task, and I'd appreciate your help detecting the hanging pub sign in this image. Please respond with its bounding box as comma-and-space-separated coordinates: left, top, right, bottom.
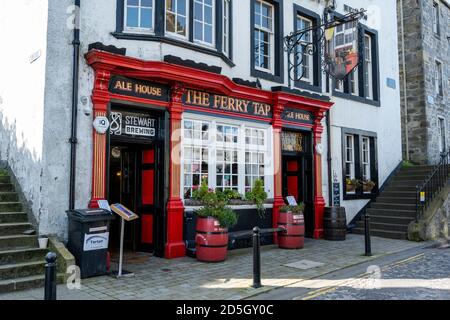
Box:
109, 110, 158, 140
182, 89, 273, 119
282, 108, 314, 125
324, 19, 360, 79
109, 76, 169, 102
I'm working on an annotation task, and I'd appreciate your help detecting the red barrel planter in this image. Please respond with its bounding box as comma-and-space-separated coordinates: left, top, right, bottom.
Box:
277, 211, 305, 249
195, 216, 229, 262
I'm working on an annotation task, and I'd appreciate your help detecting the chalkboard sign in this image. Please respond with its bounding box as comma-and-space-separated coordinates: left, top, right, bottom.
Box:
333, 182, 341, 207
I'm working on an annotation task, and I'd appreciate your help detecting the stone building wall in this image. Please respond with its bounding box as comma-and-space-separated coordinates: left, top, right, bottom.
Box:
399, 0, 450, 164
398, 0, 427, 163
422, 0, 450, 165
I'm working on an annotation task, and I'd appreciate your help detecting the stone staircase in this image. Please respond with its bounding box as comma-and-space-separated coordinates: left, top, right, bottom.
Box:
0, 171, 47, 293
352, 165, 434, 240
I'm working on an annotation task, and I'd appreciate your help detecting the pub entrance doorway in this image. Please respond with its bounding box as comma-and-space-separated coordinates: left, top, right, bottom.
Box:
107, 106, 167, 257
281, 130, 314, 238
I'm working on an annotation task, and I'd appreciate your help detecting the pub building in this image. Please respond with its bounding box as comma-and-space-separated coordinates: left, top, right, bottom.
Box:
0, 0, 402, 272
86, 49, 332, 258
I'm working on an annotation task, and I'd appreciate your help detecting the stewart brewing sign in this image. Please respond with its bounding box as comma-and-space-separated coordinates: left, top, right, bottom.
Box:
324, 19, 360, 79
109, 110, 157, 139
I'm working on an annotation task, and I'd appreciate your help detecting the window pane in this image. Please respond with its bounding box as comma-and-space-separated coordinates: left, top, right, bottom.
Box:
141, 8, 152, 29
166, 12, 175, 32
166, 0, 175, 11
142, 0, 152, 7
177, 0, 186, 15
126, 7, 139, 27
194, 21, 203, 40
128, 0, 139, 5
194, 2, 203, 20
205, 25, 213, 43
177, 16, 187, 35
205, 6, 212, 23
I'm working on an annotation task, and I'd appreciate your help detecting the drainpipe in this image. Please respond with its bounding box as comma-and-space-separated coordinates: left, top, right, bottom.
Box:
69, 0, 81, 210
400, 0, 409, 161
326, 110, 332, 206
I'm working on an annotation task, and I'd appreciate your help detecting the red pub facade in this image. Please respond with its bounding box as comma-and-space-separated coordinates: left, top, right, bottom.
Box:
86, 49, 333, 259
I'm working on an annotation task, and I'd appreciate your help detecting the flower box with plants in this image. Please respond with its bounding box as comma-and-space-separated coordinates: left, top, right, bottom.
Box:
277, 203, 305, 249
362, 180, 376, 193
345, 178, 361, 192
186, 181, 273, 208
194, 180, 238, 262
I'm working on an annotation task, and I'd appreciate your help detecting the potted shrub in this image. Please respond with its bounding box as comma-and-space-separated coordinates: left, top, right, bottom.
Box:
362, 180, 376, 193
346, 178, 361, 192
278, 203, 305, 249
245, 179, 268, 217
194, 180, 238, 262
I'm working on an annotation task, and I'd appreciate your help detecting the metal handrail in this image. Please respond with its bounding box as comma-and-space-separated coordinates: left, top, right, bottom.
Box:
415, 150, 450, 221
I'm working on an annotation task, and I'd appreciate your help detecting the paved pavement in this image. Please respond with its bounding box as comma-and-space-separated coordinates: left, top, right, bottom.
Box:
253, 241, 450, 300
0, 234, 425, 300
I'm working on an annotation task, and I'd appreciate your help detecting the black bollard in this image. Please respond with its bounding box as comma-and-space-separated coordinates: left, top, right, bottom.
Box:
252, 227, 262, 289
44, 252, 57, 300
364, 213, 372, 257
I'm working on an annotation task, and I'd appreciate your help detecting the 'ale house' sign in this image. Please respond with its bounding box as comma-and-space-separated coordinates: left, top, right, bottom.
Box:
109, 76, 169, 102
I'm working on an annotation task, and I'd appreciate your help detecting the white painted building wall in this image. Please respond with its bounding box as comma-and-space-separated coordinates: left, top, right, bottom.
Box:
0, 0, 402, 238
0, 0, 49, 227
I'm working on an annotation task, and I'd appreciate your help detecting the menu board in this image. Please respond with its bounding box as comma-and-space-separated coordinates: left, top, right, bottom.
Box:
111, 204, 139, 221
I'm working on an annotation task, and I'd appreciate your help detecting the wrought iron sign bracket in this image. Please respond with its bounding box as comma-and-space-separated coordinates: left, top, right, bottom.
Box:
284, 8, 367, 86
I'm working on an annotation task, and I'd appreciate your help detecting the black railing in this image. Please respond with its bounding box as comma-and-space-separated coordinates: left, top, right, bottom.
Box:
416, 150, 450, 221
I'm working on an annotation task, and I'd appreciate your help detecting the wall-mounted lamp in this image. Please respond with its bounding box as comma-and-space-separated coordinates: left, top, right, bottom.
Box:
80, 96, 92, 116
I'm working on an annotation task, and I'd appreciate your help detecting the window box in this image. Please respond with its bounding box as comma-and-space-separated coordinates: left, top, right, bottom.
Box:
342, 128, 379, 200
362, 180, 376, 193
184, 198, 274, 207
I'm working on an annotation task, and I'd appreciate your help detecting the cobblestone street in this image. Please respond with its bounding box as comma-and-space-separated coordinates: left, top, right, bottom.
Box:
252, 241, 450, 300
308, 246, 450, 300
0, 235, 424, 300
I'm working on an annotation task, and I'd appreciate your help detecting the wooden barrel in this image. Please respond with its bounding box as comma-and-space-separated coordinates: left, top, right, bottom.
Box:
195, 216, 229, 262
324, 207, 347, 241
277, 212, 305, 249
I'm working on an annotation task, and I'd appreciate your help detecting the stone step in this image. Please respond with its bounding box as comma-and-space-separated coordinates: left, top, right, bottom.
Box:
366, 208, 416, 218
370, 202, 416, 211
375, 197, 416, 204
0, 176, 10, 184
352, 227, 407, 240
0, 202, 22, 213
0, 261, 45, 281
0, 212, 28, 224
391, 178, 427, 185
395, 172, 430, 179
383, 185, 418, 192
366, 215, 416, 225
0, 193, 19, 202
389, 180, 424, 187
0, 248, 47, 266
0, 235, 38, 250
399, 166, 435, 172
381, 190, 417, 197
356, 221, 409, 232
0, 184, 14, 192
0, 275, 45, 294
0, 223, 34, 236
0, 274, 66, 294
